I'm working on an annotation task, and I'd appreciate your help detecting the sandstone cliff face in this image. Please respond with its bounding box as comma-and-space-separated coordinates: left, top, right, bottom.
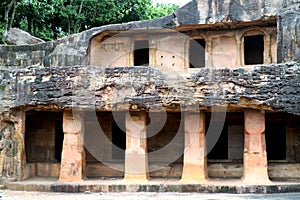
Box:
176, 0, 297, 24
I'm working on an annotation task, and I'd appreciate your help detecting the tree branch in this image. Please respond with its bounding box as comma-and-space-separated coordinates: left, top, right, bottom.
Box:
4, 0, 16, 34
8, 1, 17, 30
74, 0, 85, 33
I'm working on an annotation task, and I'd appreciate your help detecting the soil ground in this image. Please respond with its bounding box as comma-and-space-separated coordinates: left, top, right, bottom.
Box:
1, 190, 300, 200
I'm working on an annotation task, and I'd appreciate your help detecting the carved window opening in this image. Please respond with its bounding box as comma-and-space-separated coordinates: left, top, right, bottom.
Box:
134, 40, 149, 66
265, 114, 286, 161
244, 35, 264, 65
25, 111, 63, 163
189, 38, 206, 68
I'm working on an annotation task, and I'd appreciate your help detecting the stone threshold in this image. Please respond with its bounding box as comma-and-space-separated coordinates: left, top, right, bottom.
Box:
4, 177, 300, 194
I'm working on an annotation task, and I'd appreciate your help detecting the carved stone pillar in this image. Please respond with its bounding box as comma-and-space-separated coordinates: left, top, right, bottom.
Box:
206, 37, 212, 67
181, 112, 207, 182
236, 35, 242, 67
243, 109, 270, 183
265, 34, 271, 64
59, 110, 85, 182
124, 111, 149, 182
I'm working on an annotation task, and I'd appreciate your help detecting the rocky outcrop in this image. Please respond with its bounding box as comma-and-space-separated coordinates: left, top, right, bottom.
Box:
5, 28, 44, 45
176, 0, 298, 24
277, 5, 300, 62
0, 63, 299, 115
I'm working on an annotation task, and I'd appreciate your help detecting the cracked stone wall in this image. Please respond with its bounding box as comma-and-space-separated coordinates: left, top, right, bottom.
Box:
0, 63, 299, 115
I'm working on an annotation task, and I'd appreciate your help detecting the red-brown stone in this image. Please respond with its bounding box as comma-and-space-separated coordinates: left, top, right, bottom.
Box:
124, 111, 149, 182
181, 112, 207, 183
59, 110, 85, 182
243, 109, 271, 184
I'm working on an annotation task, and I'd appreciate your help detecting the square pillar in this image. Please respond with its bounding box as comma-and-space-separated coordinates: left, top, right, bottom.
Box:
59, 110, 85, 182
181, 112, 207, 182
243, 109, 271, 184
124, 111, 149, 182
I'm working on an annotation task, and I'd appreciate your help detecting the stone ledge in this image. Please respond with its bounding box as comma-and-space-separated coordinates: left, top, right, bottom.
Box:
4, 178, 300, 194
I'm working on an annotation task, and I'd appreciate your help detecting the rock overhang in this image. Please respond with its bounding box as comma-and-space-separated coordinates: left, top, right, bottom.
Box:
0, 63, 298, 115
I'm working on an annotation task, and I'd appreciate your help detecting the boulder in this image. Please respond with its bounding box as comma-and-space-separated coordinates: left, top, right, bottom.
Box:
5, 28, 44, 45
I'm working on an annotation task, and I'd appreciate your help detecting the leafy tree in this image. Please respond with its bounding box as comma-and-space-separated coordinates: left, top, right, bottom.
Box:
147, 3, 179, 19
0, 0, 179, 43
1, 0, 18, 43
14, 0, 58, 40
0, 22, 5, 44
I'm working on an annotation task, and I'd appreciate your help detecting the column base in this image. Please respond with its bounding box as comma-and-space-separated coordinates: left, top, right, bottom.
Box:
59, 134, 85, 182
59, 150, 85, 182
123, 175, 149, 183
181, 144, 207, 183
242, 153, 272, 184
124, 151, 149, 182
181, 164, 207, 183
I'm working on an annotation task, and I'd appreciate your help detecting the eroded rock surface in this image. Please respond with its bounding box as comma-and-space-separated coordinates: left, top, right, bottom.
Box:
5, 28, 44, 45
0, 63, 299, 115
